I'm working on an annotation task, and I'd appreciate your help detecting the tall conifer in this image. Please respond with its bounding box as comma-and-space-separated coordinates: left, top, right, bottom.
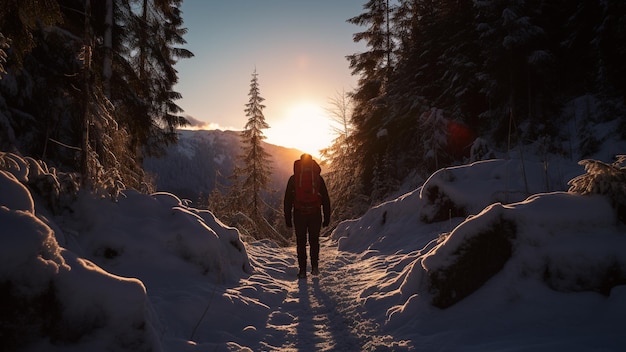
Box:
238, 69, 273, 220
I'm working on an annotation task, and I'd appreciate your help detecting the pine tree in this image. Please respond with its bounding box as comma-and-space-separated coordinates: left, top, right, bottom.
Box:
568, 155, 626, 223
0, 33, 9, 78
420, 108, 449, 172
236, 69, 273, 235
0, 0, 62, 68
120, 0, 193, 158
0, 0, 63, 153
0, 0, 193, 193
71, 0, 132, 195
347, 0, 397, 198
348, 0, 396, 91
474, 0, 554, 141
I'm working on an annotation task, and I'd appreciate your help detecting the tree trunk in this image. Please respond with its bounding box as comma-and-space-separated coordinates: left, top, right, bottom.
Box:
81, 0, 92, 188
103, 0, 112, 99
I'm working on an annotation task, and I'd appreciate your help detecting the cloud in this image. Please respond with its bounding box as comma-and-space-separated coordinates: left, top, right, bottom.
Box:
184, 115, 210, 128
181, 115, 239, 131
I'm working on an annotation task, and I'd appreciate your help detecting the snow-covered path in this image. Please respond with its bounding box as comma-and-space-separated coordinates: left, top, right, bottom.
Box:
4, 150, 626, 352
4, 151, 626, 351
260, 269, 361, 351
235, 238, 412, 351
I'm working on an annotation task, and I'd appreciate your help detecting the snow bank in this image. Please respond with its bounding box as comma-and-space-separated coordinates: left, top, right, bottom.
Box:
0, 176, 157, 351
419, 158, 581, 223
332, 158, 583, 255
331, 188, 440, 253
1, 151, 79, 214
0, 170, 34, 212
0, 152, 252, 351
329, 157, 595, 311
62, 189, 251, 284
332, 157, 626, 350
421, 192, 625, 308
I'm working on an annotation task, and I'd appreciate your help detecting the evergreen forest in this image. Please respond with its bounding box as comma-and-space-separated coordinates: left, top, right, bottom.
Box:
0, 0, 192, 194
1, 0, 625, 226
323, 0, 625, 220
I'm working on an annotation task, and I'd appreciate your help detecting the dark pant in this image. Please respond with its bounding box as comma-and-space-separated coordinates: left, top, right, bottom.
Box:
294, 211, 322, 271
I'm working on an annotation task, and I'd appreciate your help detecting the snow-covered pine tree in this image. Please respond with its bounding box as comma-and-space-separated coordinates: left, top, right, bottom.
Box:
0, 0, 192, 193
123, 0, 193, 158
568, 155, 626, 223
474, 0, 555, 142
230, 69, 275, 240
0, 0, 62, 68
346, 0, 398, 202
420, 107, 448, 172
0, 33, 8, 78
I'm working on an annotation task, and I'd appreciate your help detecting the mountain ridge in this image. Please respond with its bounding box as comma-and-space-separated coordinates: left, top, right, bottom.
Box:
143, 129, 306, 206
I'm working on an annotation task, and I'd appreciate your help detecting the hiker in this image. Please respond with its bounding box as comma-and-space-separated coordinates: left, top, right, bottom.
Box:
284, 153, 331, 278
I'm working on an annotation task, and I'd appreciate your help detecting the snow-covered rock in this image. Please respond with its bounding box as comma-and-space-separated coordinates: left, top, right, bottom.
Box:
419, 158, 582, 223
422, 192, 625, 308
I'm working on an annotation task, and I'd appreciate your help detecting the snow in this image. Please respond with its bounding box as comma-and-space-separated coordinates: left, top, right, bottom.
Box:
0, 170, 34, 212
2, 151, 626, 351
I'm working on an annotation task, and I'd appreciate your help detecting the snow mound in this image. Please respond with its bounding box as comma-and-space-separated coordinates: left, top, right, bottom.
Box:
419, 158, 581, 223
0, 170, 34, 212
422, 192, 625, 308
331, 158, 625, 350
63, 189, 251, 283
331, 188, 446, 254
0, 207, 64, 294
0, 185, 157, 351
332, 158, 625, 312
0, 152, 253, 350
1, 152, 79, 214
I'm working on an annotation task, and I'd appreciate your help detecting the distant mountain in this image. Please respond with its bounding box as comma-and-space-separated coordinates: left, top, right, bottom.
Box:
143, 129, 304, 206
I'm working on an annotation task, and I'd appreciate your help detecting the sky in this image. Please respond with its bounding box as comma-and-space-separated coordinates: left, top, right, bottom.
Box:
175, 1, 367, 156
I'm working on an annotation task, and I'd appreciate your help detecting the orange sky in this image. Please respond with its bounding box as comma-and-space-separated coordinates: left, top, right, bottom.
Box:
175, 1, 366, 156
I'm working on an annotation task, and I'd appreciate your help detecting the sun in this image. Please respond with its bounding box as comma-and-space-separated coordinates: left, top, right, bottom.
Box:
265, 102, 335, 158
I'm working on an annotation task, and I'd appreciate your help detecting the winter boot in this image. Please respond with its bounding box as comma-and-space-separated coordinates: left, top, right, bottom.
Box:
297, 268, 307, 279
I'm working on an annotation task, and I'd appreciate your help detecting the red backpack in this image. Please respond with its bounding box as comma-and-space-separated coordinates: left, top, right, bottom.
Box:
293, 154, 322, 214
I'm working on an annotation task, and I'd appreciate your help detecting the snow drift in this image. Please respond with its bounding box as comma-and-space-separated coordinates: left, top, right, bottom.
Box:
1, 169, 156, 351
2, 149, 626, 351
331, 157, 626, 349
0, 152, 251, 351
422, 192, 625, 308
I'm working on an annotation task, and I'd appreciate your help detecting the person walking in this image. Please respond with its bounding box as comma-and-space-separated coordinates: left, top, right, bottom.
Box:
284, 153, 331, 278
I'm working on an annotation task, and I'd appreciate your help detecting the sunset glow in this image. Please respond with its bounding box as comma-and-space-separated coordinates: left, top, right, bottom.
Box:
175, 1, 363, 156
265, 102, 335, 158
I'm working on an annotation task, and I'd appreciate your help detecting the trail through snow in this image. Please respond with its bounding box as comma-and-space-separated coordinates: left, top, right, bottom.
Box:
5, 151, 625, 351
235, 238, 412, 352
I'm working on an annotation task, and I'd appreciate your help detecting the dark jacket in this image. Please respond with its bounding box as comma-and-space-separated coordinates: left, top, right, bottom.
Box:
284, 175, 331, 225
